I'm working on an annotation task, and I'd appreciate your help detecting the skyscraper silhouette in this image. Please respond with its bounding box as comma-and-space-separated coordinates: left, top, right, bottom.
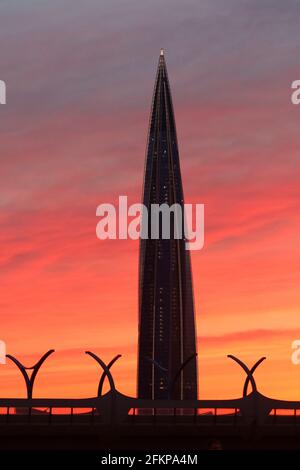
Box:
137, 50, 198, 400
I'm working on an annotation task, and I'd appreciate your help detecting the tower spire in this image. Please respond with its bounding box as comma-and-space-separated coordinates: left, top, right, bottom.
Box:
137, 52, 198, 400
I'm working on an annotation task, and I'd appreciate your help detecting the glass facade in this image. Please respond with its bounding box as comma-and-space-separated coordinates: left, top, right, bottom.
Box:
137, 52, 198, 400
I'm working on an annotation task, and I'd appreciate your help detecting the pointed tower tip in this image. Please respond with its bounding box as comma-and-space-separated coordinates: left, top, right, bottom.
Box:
160, 48, 164, 56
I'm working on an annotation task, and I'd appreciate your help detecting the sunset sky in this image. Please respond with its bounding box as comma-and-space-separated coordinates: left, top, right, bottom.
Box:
1, 0, 300, 401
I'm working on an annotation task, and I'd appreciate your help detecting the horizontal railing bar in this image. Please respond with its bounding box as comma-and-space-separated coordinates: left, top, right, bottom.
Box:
0, 399, 99, 407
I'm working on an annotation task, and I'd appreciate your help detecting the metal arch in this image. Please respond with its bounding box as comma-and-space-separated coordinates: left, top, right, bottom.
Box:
227, 354, 258, 394
6, 355, 31, 398
145, 355, 198, 399
170, 353, 198, 395
6, 349, 55, 399
144, 357, 169, 396
145, 357, 168, 374
243, 357, 266, 397
85, 351, 117, 395
29, 349, 55, 395
98, 354, 121, 397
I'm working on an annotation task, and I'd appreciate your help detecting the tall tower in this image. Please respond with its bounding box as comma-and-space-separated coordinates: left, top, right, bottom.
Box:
137, 50, 198, 400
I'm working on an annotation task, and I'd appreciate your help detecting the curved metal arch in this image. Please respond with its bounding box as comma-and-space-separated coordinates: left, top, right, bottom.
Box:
170, 353, 198, 394
145, 357, 169, 396
145, 357, 168, 374
243, 357, 266, 397
85, 351, 117, 395
6, 355, 31, 398
98, 354, 121, 397
227, 354, 257, 395
145, 354, 198, 398
6, 349, 55, 399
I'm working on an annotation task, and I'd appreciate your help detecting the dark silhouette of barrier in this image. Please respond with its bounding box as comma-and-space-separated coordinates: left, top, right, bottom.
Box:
85, 351, 121, 425
6, 350, 55, 399
243, 357, 266, 397
85, 351, 117, 395
97, 354, 121, 397
145, 353, 197, 398
3, 350, 300, 433
227, 355, 266, 397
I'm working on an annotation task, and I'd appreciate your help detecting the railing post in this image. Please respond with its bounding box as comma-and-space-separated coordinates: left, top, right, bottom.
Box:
234, 408, 237, 426
48, 407, 52, 425
193, 407, 197, 425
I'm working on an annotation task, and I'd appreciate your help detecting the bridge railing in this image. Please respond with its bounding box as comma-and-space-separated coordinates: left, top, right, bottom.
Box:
265, 409, 300, 426
126, 407, 242, 426
4, 352, 300, 428
0, 404, 102, 425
